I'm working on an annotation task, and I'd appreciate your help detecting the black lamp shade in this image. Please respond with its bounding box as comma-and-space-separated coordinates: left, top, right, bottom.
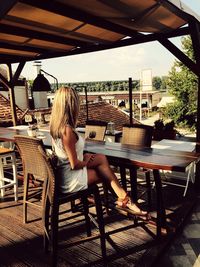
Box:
32, 73, 51, 92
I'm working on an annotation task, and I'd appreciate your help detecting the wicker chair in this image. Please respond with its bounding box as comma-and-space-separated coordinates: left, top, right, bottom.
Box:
85, 120, 107, 141
39, 147, 106, 267
121, 124, 154, 207
14, 135, 48, 223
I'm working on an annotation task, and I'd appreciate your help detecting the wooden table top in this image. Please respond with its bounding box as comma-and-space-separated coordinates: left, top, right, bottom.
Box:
0, 127, 52, 148
84, 140, 200, 172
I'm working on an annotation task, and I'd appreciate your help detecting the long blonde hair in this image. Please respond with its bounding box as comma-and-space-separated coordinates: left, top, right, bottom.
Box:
50, 87, 80, 139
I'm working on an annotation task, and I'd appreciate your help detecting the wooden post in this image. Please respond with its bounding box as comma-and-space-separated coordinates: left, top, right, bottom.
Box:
189, 21, 200, 193
7, 64, 17, 126
128, 77, 133, 125
189, 21, 200, 143
84, 86, 89, 121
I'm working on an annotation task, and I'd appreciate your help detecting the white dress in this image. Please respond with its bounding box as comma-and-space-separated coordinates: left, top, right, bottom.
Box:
53, 130, 88, 193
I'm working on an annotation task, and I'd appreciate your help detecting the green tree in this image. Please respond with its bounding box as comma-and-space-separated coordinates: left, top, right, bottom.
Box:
152, 76, 162, 90
161, 76, 168, 90
164, 36, 198, 129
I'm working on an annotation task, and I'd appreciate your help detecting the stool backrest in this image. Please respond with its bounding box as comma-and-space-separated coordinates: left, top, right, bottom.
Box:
14, 135, 48, 180
122, 124, 154, 148
85, 120, 107, 141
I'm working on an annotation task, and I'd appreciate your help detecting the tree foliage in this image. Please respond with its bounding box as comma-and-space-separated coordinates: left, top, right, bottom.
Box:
152, 76, 162, 90
164, 36, 198, 129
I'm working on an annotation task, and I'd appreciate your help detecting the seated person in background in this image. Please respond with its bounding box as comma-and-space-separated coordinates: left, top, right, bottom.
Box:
50, 86, 147, 216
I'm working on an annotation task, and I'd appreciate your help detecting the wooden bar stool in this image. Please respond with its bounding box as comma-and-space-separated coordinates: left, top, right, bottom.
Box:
0, 147, 18, 201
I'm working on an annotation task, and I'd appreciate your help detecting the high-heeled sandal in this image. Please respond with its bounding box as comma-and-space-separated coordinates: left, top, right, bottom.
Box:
116, 193, 148, 217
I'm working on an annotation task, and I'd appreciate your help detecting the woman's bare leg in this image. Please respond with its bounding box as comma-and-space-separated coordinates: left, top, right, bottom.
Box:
86, 153, 147, 214
86, 153, 126, 199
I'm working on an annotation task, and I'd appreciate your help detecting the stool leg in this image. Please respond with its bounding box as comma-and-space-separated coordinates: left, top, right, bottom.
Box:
0, 159, 5, 198
12, 154, 18, 202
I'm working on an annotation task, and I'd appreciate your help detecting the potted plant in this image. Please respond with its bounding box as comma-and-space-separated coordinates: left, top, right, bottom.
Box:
153, 119, 164, 140
163, 120, 176, 140
153, 119, 177, 140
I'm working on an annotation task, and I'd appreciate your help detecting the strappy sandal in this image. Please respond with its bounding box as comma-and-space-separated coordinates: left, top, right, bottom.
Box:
116, 193, 148, 217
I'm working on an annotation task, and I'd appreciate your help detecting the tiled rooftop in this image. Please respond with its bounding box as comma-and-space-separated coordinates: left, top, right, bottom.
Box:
0, 93, 23, 125
78, 101, 138, 130
0, 94, 135, 130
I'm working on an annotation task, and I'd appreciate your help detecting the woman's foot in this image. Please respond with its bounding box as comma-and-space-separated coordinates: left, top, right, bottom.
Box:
116, 194, 148, 217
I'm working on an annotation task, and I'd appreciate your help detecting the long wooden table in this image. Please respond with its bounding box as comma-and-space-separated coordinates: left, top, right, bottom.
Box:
0, 127, 199, 236
0, 127, 52, 148
84, 140, 200, 237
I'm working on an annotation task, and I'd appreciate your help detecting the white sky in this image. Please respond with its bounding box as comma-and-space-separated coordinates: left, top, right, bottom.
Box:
16, 0, 200, 83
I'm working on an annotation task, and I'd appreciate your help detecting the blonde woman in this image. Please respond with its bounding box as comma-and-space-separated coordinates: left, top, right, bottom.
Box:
50, 87, 147, 216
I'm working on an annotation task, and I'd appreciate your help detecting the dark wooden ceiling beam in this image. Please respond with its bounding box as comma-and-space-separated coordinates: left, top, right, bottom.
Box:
0, 42, 48, 54
0, 23, 88, 47
11, 61, 26, 86
9, 61, 26, 126
0, 54, 32, 64
0, 72, 10, 88
158, 38, 199, 76
19, 0, 139, 37
0, 0, 18, 19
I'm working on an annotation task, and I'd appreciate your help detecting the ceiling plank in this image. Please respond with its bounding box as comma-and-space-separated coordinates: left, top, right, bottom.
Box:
20, 0, 139, 37
0, 23, 88, 47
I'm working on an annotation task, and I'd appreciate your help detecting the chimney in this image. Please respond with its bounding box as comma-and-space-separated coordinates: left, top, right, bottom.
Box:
33, 60, 42, 76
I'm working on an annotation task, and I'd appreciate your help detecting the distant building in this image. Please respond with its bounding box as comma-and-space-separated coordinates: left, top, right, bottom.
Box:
157, 96, 175, 108
79, 90, 161, 110
47, 90, 161, 110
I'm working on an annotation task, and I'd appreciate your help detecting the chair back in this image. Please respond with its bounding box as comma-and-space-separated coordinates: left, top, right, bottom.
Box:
121, 123, 153, 147
14, 135, 48, 180
38, 147, 57, 205
85, 120, 107, 141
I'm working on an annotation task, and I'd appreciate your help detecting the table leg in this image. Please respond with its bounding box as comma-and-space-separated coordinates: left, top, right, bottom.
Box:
194, 161, 200, 194
130, 167, 137, 203
153, 169, 166, 237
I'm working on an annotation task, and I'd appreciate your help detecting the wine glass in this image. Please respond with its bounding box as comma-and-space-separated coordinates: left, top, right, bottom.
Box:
89, 131, 96, 139
34, 112, 42, 127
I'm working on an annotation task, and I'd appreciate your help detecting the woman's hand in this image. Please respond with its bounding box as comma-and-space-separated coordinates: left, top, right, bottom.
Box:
83, 153, 95, 166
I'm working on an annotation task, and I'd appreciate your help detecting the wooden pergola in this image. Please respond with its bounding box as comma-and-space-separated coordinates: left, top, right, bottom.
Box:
0, 0, 200, 140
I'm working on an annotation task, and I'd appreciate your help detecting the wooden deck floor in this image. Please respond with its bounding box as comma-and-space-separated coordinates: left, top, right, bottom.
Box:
0, 176, 198, 267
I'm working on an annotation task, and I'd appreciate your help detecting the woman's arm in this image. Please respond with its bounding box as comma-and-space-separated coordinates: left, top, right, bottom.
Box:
62, 126, 91, 170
